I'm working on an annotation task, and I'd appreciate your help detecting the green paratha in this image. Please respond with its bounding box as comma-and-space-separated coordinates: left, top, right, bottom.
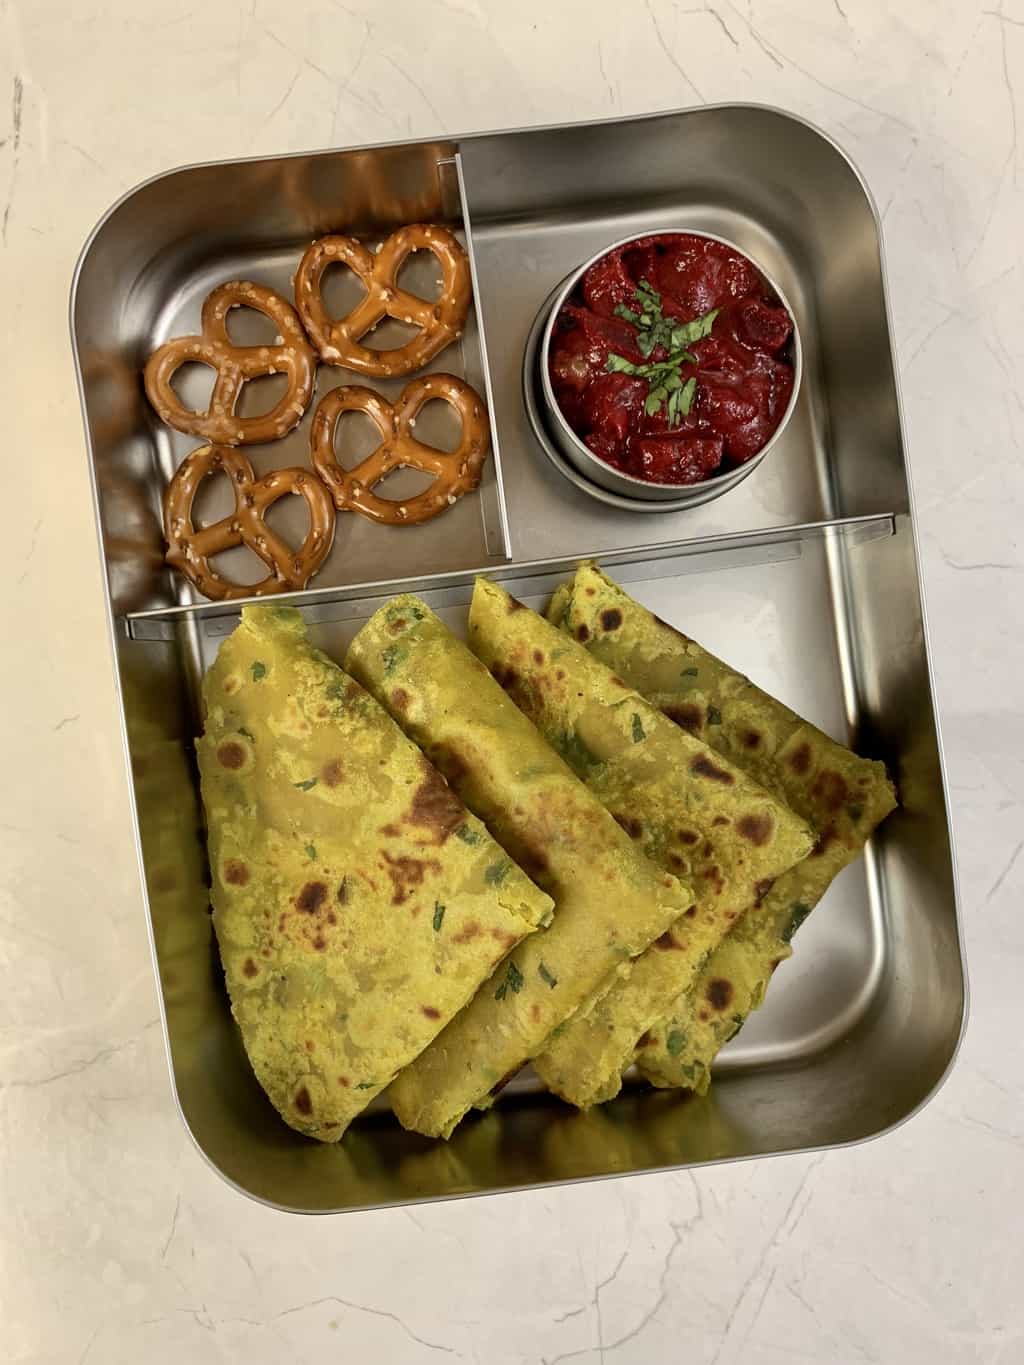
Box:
198, 605, 552, 1141
549, 563, 897, 1093
468, 577, 814, 1108
345, 596, 692, 1138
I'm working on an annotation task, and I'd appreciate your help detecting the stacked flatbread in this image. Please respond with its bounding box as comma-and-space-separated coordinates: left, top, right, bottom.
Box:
197, 567, 895, 1143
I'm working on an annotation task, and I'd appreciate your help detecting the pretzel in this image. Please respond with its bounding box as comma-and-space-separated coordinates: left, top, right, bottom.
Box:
294, 225, 471, 378
163, 445, 336, 601
144, 282, 316, 445
310, 374, 488, 526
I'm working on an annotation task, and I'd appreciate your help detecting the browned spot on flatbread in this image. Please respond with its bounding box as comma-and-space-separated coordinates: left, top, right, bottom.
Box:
451, 920, 481, 944
223, 858, 249, 886
337, 877, 349, 905
305, 1040, 315, 1053
812, 770, 849, 812
600, 608, 622, 631
390, 687, 410, 712
706, 978, 734, 1011
346, 681, 361, 701
321, 758, 344, 787
491, 927, 518, 947
421, 1005, 441, 1020
613, 812, 643, 840
684, 905, 697, 918
242, 957, 258, 978
532, 649, 545, 665
338, 1075, 350, 1087
665, 702, 703, 734
406, 761, 464, 845
636, 1031, 655, 1048
742, 729, 762, 749
668, 853, 687, 872
691, 754, 734, 784
295, 881, 328, 914
737, 813, 774, 846
531, 1002, 541, 1022
654, 932, 681, 951
388, 616, 407, 634
382, 851, 440, 906
703, 865, 725, 894
712, 816, 730, 827
575, 623, 590, 642
313, 935, 327, 951
295, 1087, 312, 1116
555, 668, 566, 680
222, 675, 240, 696
216, 740, 246, 769
754, 877, 775, 905
507, 596, 524, 612
789, 742, 812, 775
677, 829, 699, 845
380, 822, 400, 837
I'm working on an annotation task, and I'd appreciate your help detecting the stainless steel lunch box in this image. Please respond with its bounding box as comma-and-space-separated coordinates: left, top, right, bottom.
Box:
72, 105, 965, 1213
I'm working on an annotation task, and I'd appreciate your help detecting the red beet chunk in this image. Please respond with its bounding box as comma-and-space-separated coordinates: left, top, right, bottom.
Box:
548, 304, 645, 391
689, 333, 750, 377
548, 306, 643, 402
653, 237, 763, 315
699, 354, 794, 463
721, 297, 793, 353
584, 431, 625, 468
580, 373, 649, 452
627, 433, 725, 485
581, 249, 638, 317
621, 240, 659, 288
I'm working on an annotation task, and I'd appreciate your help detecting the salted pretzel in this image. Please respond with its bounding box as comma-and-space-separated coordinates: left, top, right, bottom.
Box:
144, 282, 316, 445
310, 374, 488, 526
163, 445, 335, 601
294, 225, 471, 378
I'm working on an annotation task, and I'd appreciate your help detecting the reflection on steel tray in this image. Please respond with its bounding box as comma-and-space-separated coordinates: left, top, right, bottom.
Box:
71, 104, 964, 1214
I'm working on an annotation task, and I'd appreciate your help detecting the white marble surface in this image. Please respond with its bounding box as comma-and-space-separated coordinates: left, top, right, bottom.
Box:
1, 1, 1021, 1361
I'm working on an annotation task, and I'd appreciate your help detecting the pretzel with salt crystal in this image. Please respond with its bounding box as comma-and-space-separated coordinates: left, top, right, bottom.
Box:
144, 282, 316, 446
295, 225, 471, 378
310, 374, 488, 526
163, 445, 335, 601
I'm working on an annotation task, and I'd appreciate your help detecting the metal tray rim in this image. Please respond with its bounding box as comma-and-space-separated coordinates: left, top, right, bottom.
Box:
69, 101, 886, 315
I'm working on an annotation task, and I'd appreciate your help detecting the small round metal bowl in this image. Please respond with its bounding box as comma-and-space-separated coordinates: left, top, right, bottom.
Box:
533, 229, 802, 509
